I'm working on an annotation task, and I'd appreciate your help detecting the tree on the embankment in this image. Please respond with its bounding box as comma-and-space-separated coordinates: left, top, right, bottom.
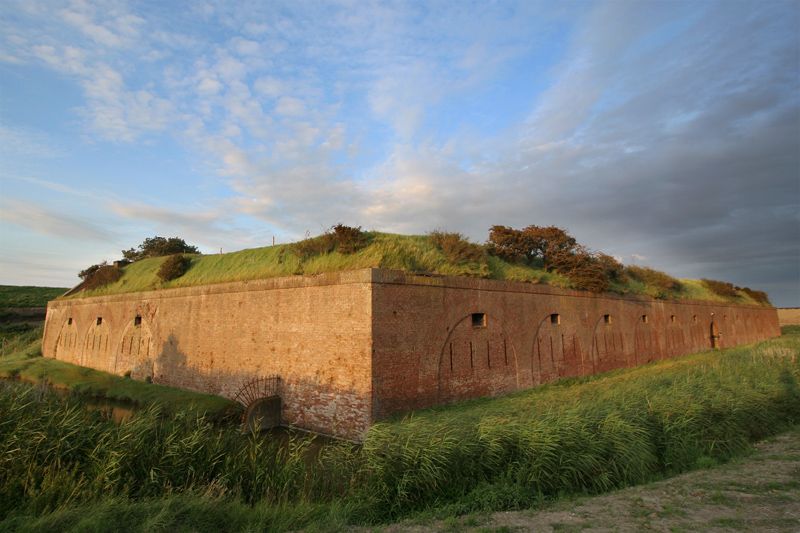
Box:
76, 236, 200, 292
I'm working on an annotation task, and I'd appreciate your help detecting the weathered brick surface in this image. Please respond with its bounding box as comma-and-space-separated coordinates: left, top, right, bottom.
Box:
44, 271, 374, 440
370, 270, 780, 420
43, 268, 780, 439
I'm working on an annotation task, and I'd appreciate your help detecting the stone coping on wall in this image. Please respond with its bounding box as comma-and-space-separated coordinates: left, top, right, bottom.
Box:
49, 267, 772, 312
49, 269, 375, 308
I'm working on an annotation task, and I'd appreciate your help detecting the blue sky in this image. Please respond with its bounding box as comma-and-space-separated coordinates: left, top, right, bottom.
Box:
1, 0, 798, 306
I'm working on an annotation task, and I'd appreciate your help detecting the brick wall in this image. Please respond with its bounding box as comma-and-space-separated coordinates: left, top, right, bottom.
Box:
370, 270, 780, 420
42, 268, 780, 438
44, 270, 374, 440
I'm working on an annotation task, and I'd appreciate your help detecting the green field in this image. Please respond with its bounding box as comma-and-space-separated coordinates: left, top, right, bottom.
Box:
0, 285, 67, 308
66, 232, 766, 306
0, 325, 797, 531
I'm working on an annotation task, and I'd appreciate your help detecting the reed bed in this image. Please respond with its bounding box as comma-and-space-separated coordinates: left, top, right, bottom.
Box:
1, 333, 798, 531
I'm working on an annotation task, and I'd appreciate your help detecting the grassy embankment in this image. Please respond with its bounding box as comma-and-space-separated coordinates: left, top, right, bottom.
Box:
67, 232, 767, 306
0, 285, 67, 351
1, 328, 797, 531
0, 285, 67, 308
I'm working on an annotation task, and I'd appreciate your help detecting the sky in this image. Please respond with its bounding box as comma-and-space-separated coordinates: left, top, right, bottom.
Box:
0, 0, 798, 306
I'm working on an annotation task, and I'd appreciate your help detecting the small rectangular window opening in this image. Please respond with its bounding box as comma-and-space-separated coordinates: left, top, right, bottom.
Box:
550, 313, 560, 325
670, 315, 676, 323
641, 314, 648, 324
67, 317, 73, 325
134, 315, 142, 326
603, 314, 612, 325
471, 313, 487, 328
96, 317, 102, 325
693, 315, 698, 323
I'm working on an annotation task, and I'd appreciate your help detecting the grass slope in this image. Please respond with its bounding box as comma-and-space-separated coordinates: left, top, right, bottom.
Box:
66, 232, 765, 306
0, 329, 797, 531
0, 285, 67, 308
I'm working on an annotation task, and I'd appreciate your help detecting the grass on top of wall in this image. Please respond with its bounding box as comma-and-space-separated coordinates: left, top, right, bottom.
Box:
1, 329, 798, 531
63, 233, 765, 307
0, 328, 236, 418
0, 285, 68, 308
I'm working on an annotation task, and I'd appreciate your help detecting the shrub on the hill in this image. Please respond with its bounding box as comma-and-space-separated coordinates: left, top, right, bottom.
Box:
486, 225, 540, 263
487, 225, 578, 267
330, 224, 368, 254
80, 263, 123, 290
740, 286, 771, 305
157, 254, 192, 282
293, 224, 368, 259
702, 278, 739, 298
555, 251, 611, 293
293, 234, 335, 259
595, 253, 628, 285
488, 225, 622, 293
123, 237, 200, 262
78, 263, 104, 281
626, 266, 682, 298
429, 231, 485, 264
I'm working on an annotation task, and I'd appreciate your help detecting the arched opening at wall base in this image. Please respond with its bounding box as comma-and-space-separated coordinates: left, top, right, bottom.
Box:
710, 321, 721, 349
243, 396, 282, 432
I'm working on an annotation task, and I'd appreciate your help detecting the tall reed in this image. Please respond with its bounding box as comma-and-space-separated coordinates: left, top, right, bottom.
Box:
1, 333, 798, 529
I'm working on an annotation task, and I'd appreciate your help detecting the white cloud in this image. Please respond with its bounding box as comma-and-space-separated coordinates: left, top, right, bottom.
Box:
0, 126, 64, 159
197, 77, 222, 95
1, 0, 797, 303
274, 96, 306, 116
0, 201, 116, 241
59, 1, 144, 49
230, 37, 260, 56
253, 76, 284, 98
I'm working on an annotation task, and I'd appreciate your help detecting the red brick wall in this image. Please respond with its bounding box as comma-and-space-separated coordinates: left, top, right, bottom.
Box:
370, 270, 780, 420
42, 268, 780, 438
44, 271, 374, 440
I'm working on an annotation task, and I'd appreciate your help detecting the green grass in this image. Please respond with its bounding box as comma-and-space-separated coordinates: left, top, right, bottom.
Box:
64, 233, 767, 306
0, 324, 42, 357
0, 327, 236, 418
783, 325, 800, 336
0, 285, 68, 308
0, 328, 797, 531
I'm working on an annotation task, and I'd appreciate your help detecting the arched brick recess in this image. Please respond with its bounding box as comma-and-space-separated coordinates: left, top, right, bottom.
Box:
634, 314, 657, 364
687, 313, 706, 352
54, 318, 79, 363
437, 313, 518, 403
531, 312, 583, 385
663, 313, 686, 359
115, 317, 154, 378
591, 313, 626, 373
82, 319, 111, 371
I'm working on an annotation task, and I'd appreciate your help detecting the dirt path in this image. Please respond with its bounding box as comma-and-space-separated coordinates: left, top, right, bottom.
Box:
382, 428, 800, 532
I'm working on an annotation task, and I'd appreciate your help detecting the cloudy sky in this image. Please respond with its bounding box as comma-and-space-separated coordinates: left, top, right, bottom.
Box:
1, 0, 798, 305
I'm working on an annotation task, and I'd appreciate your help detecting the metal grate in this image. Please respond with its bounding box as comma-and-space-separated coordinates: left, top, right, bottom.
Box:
232, 375, 281, 407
